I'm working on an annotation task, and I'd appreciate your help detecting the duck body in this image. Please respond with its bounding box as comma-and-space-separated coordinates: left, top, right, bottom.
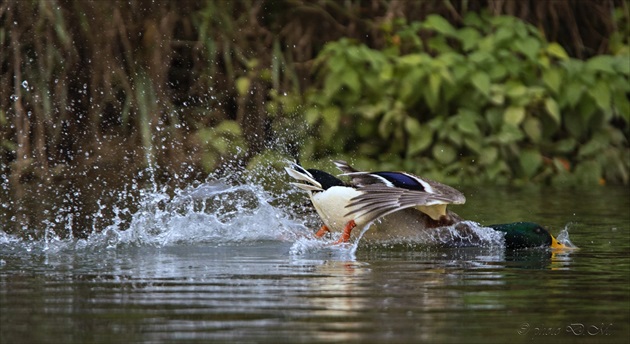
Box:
364, 211, 565, 249
310, 185, 362, 233
286, 161, 465, 243
284, 163, 364, 242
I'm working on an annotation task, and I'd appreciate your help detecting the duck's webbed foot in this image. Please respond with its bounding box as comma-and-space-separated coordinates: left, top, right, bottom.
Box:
333, 220, 356, 244
314, 225, 331, 238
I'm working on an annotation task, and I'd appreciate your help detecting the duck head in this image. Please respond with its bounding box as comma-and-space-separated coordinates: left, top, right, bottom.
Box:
488, 222, 567, 249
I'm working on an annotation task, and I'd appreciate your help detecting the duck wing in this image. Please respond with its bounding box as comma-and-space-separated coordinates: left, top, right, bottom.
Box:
333, 160, 465, 221
345, 183, 465, 221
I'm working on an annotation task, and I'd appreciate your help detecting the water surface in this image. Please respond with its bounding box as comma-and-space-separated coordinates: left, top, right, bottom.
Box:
1, 179, 628, 343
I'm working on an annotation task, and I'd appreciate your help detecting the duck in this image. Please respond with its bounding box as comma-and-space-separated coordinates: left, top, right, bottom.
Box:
286, 160, 465, 242
285, 161, 568, 249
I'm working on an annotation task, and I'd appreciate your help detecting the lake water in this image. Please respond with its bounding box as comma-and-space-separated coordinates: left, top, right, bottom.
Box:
1, 173, 629, 343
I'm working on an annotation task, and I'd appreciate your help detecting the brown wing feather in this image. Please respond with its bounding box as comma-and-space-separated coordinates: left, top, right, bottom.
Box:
345, 185, 458, 221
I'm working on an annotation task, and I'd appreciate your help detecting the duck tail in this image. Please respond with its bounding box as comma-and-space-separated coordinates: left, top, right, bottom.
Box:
333, 160, 360, 174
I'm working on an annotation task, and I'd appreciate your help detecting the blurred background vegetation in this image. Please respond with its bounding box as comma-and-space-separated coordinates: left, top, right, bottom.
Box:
1, 0, 628, 197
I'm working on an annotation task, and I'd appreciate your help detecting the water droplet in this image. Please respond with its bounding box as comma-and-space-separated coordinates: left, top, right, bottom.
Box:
10, 94, 18, 101
21, 80, 29, 89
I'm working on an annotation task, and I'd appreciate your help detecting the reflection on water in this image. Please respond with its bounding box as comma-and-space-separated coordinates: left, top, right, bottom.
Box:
1, 174, 629, 343
2, 241, 629, 343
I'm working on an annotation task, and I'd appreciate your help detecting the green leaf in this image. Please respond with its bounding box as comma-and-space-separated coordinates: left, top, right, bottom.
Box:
478, 35, 495, 52
399, 68, 426, 106
489, 64, 507, 81
554, 138, 576, 153
504, 106, 526, 126
613, 92, 630, 122
423, 15, 456, 36
215, 120, 242, 136
305, 108, 320, 125
425, 72, 441, 111
547, 43, 569, 60
378, 110, 396, 138
341, 68, 361, 95
447, 129, 462, 146
574, 160, 602, 185
463, 12, 483, 28
544, 98, 561, 125
485, 108, 504, 132
469, 51, 493, 65
520, 149, 542, 178
456, 109, 480, 136
542, 68, 562, 94
588, 80, 611, 113
463, 137, 481, 153
321, 107, 340, 132
399, 53, 429, 66
404, 116, 421, 134
471, 72, 491, 97
497, 125, 524, 143
235, 77, 250, 96
586, 55, 616, 74
578, 131, 609, 157
614, 55, 630, 74
379, 64, 394, 82
432, 143, 457, 164
505, 82, 528, 100
323, 72, 344, 100
407, 124, 434, 156
563, 81, 585, 107
489, 85, 505, 105
457, 27, 480, 51
494, 26, 513, 44
515, 37, 540, 61
479, 146, 498, 165
523, 117, 542, 143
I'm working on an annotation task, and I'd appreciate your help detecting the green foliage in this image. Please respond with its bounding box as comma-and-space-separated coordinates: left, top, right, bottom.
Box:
293, 13, 629, 185
196, 120, 247, 172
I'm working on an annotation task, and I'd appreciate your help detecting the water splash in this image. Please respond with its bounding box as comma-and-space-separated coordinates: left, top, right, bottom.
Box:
93, 180, 309, 249
556, 224, 579, 249
0, 175, 311, 254
0, 162, 576, 257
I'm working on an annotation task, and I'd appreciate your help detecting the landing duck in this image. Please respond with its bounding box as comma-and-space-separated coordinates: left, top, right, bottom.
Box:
285, 161, 567, 249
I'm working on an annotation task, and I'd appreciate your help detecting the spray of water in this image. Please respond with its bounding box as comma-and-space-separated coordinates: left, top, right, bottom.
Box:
0, 160, 575, 258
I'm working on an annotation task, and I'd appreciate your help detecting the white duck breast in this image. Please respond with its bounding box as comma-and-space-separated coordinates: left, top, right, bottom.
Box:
310, 185, 363, 232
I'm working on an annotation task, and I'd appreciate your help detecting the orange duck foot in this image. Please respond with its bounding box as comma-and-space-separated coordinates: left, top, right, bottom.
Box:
333, 220, 356, 245
315, 225, 330, 238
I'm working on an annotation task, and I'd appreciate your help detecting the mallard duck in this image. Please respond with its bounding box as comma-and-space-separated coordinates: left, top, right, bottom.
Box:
285, 161, 568, 249
286, 160, 465, 243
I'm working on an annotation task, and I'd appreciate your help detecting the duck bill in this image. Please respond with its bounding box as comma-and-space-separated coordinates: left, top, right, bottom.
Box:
550, 234, 568, 249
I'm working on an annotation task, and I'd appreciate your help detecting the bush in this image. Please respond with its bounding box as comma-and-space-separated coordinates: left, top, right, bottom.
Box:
286, 13, 629, 185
